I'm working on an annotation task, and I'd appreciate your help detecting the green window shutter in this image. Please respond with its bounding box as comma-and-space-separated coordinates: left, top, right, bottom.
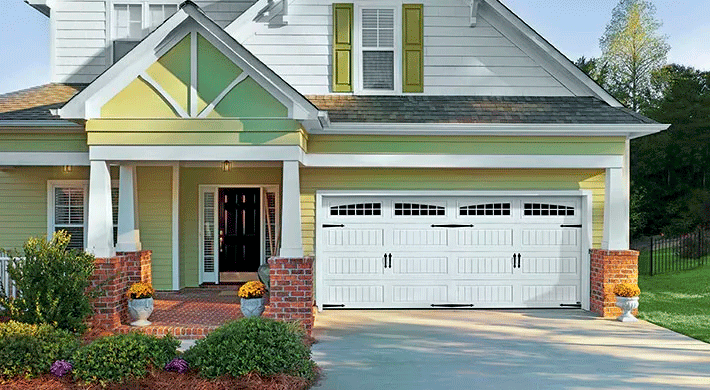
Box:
402, 4, 424, 93
333, 3, 353, 92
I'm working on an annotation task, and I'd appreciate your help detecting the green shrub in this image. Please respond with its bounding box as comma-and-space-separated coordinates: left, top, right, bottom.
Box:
185, 317, 316, 380
71, 332, 179, 383
0, 321, 79, 378
0, 231, 97, 333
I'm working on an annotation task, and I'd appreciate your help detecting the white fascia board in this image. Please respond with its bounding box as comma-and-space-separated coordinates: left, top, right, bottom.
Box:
315, 122, 670, 138
304, 154, 624, 169
483, 0, 622, 107
89, 145, 304, 162
0, 121, 81, 128
0, 152, 89, 166
59, 9, 192, 119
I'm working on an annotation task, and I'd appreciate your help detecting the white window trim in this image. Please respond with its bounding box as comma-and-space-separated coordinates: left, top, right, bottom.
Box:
47, 180, 119, 250
106, 1, 181, 64
353, 2, 402, 95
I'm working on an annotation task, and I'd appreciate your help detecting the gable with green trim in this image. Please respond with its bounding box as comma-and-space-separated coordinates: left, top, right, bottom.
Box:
101, 32, 287, 119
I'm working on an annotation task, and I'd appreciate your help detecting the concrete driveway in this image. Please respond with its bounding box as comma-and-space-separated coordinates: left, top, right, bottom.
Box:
311, 310, 710, 390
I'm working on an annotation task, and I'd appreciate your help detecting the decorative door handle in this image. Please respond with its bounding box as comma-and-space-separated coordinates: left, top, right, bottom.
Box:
517, 253, 521, 269
388, 253, 392, 269
384, 253, 388, 269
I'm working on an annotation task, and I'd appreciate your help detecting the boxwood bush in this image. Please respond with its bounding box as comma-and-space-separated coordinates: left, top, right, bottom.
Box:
71, 332, 179, 383
0, 321, 79, 378
185, 317, 316, 380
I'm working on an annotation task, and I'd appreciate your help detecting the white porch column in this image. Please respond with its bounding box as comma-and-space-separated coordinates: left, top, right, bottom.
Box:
116, 165, 141, 252
280, 160, 303, 258
602, 167, 630, 250
87, 160, 115, 258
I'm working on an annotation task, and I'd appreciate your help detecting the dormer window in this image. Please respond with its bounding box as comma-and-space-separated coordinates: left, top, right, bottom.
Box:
112, 2, 178, 63
361, 8, 396, 91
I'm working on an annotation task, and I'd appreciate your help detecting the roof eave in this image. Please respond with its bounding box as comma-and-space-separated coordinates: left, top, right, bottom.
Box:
24, 0, 51, 17
313, 122, 670, 138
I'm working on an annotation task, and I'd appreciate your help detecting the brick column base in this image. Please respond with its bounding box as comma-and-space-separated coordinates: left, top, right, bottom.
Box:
89, 250, 152, 330
590, 249, 639, 317
263, 257, 314, 336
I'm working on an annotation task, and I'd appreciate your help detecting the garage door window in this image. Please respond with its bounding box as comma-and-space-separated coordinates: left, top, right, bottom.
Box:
524, 203, 574, 216
394, 203, 445, 216
330, 203, 382, 216
460, 203, 511, 216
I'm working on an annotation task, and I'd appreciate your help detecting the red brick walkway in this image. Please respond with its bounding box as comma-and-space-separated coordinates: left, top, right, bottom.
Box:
117, 287, 247, 339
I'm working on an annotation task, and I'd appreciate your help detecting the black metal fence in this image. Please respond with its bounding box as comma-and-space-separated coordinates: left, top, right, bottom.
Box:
632, 229, 710, 276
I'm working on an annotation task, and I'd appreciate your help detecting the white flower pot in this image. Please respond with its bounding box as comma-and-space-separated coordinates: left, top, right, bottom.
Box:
128, 297, 154, 326
615, 296, 639, 322
240, 297, 265, 318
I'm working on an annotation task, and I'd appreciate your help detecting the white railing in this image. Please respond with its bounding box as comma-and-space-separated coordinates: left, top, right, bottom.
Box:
0, 255, 17, 299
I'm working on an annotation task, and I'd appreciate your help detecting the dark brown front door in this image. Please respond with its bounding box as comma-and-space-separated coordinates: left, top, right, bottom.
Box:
218, 188, 260, 273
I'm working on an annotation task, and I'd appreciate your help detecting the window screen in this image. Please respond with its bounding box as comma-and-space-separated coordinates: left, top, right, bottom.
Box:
362, 8, 395, 90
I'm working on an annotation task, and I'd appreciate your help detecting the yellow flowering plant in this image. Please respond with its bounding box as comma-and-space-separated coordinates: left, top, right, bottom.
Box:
126, 282, 155, 299
613, 283, 640, 297
238, 281, 267, 299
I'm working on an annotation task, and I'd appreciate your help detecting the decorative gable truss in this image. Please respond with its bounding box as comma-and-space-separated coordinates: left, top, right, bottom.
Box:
60, 2, 325, 130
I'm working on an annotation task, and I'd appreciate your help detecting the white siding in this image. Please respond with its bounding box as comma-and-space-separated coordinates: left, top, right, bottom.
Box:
51, 0, 257, 84
240, 0, 573, 96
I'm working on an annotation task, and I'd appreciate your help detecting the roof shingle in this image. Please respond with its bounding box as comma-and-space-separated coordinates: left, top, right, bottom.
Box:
0, 84, 84, 121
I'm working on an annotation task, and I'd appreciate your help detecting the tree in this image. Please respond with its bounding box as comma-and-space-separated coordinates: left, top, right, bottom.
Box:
631, 65, 710, 235
574, 56, 609, 87
600, 0, 670, 112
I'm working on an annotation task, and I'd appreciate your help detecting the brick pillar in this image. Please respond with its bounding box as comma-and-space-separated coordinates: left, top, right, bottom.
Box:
89, 251, 152, 330
590, 249, 639, 317
264, 257, 314, 335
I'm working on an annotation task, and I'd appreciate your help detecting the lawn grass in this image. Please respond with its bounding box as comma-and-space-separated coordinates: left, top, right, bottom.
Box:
638, 263, 710, 343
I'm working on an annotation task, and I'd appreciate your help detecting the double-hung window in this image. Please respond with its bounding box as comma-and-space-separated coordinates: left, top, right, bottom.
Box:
112, 3, 178, 63
49, 181, 119, 251
360, 7, 397, 92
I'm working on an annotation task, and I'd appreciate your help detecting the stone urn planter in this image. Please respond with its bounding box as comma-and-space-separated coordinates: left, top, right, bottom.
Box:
126, 282, 155, 327
238, 281, 267, 318
240, 297, 266, 318
613, 283, 640, 323
128, 297, 154, 326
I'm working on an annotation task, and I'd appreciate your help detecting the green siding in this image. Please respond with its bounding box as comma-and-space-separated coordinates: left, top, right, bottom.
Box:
0, 167, 89, 251
137, 166, 173, 290
197, 34, 243, 114
0, 132, 88, 152
307, 136, 627, 155
179, 167, 282, 288
208, 77, 288, 118
146, 34, 192, 114
300, 168, 606, 254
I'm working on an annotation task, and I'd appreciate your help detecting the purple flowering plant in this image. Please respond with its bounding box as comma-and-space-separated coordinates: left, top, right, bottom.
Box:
164, 357, 189, 374
50, 360, 73, 377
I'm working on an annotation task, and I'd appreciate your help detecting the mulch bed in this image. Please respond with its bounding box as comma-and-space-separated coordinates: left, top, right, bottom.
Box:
0, 371, 312, 390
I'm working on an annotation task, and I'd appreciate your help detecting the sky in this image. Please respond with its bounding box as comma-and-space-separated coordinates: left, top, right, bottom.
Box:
0, 0, 709, 94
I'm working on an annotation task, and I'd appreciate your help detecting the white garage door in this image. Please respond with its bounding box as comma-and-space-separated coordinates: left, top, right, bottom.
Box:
317, 195, 585, 309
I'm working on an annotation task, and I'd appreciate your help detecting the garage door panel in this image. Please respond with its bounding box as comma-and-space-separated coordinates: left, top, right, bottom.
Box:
326, 284, 385, 303
457, 228, 513, 248
392, 228, 448, 247
522, 257, 578, 274
392, 285, 448, 303
521, 229, 579, 247
457, 257, 513, 275
521, 285, 578, 305
456, 284, 514, 304
323, 227, 385, 249
327, 255, 386, 276
393, 256, 448, 275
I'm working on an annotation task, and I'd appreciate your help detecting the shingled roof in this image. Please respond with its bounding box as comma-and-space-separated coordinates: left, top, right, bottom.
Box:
0, 83, 656, 125
306, 95, 657, 124
0, 84, 85, 121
